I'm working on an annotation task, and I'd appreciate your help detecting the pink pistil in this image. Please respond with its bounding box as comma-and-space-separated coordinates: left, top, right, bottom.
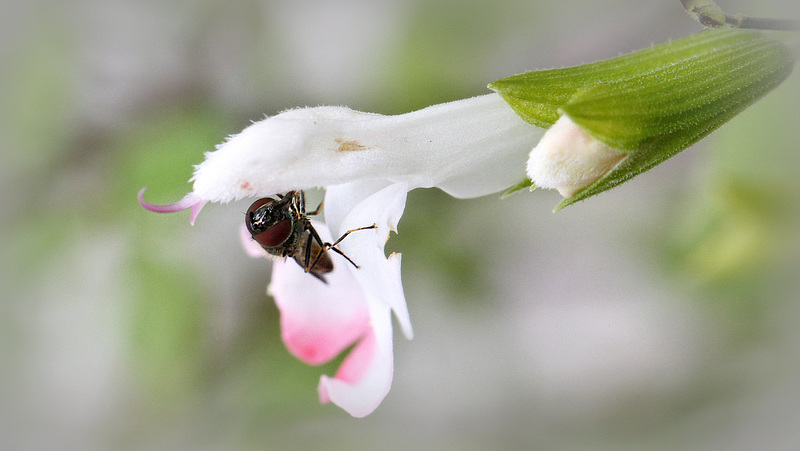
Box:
138, 188, 208, 225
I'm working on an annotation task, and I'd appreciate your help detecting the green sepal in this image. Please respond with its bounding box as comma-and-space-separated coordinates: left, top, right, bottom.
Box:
560, 30, 793, 153
489, 28, 794, 210
500, 178, 535, 198
488, 29, 791, 129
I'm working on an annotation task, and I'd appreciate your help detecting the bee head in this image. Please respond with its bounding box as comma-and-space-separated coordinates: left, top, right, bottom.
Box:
246, 197, 294, 248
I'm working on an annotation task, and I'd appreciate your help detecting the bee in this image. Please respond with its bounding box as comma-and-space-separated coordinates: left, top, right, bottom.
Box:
245, 191, 376, 283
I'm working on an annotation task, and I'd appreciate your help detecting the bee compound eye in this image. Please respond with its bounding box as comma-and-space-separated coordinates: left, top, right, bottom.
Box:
253, 219, 293, 248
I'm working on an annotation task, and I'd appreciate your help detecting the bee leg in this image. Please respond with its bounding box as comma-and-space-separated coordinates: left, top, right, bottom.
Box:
328, 246, 361, 269
305, 222, 329, 271
329, 224, 377, 248
324, 224, 378, 269
295, 191, 323, 217
302, 230, 316, 273
306, 198, 324, 216
296, 191, 306, 214
273, 191, 295, 209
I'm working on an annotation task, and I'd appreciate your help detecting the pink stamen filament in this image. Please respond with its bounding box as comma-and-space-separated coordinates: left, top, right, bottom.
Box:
138, 188, 208, 225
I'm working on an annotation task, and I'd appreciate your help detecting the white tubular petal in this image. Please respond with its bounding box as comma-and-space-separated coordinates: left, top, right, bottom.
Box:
326, 182, 413, 340
527, 115, 625, 198
192, 93, 542, 202
321, 180, 394, 238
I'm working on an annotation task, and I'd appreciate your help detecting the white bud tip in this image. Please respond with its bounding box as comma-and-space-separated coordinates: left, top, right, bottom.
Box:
526, 115, 625, 198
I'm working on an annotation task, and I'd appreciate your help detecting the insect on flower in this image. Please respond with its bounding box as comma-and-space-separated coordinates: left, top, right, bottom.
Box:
245, 191, 376, 283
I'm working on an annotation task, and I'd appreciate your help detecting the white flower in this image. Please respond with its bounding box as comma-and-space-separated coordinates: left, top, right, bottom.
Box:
526, 115, 625, 198
139, 93, 543, 416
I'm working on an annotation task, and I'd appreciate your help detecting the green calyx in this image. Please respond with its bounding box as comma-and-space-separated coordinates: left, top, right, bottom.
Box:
489, 28, 794, 210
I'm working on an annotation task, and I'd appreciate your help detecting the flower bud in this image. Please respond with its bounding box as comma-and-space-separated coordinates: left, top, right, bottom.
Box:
527, 115, 624, 198
490, 28, 794, 209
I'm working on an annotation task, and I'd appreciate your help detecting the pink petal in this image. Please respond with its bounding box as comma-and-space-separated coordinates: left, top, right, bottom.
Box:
318, 329, 376, 404
317, 301, 394, 418
268, 224, 371, 366
138, 188, 207, 225
331, 327, 376, 384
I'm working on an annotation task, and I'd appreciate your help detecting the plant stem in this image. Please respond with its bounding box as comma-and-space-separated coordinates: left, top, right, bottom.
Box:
726, 15, 800, 32
680, 0, 800, 31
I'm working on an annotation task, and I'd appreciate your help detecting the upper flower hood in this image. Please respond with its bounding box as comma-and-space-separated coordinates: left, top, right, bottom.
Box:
190, 93, 543, 203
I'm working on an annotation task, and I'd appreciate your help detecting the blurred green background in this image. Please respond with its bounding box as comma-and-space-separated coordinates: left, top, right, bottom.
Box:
1, 0, 799, 449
